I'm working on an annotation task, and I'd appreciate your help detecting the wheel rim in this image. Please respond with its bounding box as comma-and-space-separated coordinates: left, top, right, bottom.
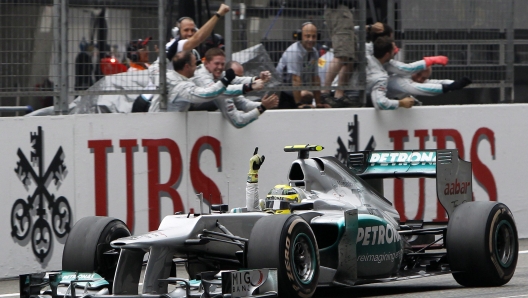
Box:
495, 220, 515, 267
292, 233, 315, 284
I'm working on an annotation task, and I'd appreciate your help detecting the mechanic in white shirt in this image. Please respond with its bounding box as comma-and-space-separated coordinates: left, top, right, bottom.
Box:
191, 48, 278, 128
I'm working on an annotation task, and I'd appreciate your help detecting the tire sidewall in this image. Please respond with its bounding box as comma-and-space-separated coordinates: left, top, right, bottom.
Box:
486, 204, 518, 284
96, 220, 131, 279
279, 217, 319, 297
447, 202, 518, 286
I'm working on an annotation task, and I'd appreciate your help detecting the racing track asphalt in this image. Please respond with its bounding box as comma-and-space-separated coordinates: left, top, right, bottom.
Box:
1, 239, 528, 298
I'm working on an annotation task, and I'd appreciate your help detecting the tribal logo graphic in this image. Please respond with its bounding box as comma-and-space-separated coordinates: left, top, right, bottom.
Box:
335, 114, 376, 164
11, 126, 72, 262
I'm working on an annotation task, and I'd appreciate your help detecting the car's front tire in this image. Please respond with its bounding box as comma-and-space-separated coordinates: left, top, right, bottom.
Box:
62, 216, 131, 282
446, 201, 518, 287
247, 215, 319, 298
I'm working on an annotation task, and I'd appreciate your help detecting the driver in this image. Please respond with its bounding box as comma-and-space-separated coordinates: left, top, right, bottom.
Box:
245, 148, 306, 212
264, 184, 306, 214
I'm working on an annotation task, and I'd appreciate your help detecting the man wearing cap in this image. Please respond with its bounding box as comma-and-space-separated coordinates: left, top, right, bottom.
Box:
127, 37, 152, 71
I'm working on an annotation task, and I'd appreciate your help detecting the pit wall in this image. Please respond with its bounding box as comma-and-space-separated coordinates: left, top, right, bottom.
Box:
2, 105, 524, 277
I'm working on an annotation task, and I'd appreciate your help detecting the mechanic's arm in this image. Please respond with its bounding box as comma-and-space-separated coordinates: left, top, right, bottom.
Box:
371, 79, 404, 110
233, 95, 260, 112
217, 98, 260, 129
186, 81, 228, 103
389, 77, 447, 97
224, 81, 262, 97
426, 79, 454, 84
387, 56, 448, 76
182, 4, 230, 51
386, 59, 427, 76
231, 75, 256, 85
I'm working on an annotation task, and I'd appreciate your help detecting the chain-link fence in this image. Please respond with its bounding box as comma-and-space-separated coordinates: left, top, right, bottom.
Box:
0, 0, 168, 115
0, 0, 523, 115
229, 0, 367, 107
388, 0, 515, 101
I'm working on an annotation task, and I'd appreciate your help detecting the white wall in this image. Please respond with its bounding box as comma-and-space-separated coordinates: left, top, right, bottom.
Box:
1, 104, 525, 277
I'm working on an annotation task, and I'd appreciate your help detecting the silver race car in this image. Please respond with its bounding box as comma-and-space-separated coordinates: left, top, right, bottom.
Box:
22, 145, 518, 298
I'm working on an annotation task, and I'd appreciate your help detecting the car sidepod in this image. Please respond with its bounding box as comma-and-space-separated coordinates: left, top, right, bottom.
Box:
356, 214, 403, 278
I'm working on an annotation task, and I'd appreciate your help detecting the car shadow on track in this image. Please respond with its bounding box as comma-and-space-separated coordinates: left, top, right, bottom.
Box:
314, 284, 462, 297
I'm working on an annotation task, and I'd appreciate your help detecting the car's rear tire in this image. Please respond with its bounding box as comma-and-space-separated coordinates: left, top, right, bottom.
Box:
446, 201, 518, 287
247, 215, 319, 298
62, 216, 131, 281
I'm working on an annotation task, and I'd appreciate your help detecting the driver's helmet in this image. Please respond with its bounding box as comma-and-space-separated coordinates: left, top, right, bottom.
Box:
265, 184, 305, 214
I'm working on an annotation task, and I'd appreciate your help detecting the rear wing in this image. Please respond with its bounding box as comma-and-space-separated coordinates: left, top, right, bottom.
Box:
347, 149, 472, 216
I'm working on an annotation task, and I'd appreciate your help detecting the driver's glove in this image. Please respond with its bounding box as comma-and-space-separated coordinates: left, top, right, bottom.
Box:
247, 148, 265, 183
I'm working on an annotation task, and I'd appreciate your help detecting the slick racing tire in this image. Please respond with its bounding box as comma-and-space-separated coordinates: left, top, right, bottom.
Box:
247, 215, 319, 298
62, 216, 131, 281
446, 201, 518, 287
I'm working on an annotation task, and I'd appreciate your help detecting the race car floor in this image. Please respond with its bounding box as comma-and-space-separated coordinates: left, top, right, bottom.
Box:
2, 238, 528, 298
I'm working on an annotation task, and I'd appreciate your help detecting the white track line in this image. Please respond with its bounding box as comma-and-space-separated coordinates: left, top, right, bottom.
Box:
0, 294, 18, 297
519, 250, 528, 254
496, 295, 528, 298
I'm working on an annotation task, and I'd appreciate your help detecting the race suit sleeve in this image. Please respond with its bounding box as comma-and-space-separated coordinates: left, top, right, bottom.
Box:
371, 78, 400, 110
181, 81, 228, 104
385, 59, 427, 76
233, 95, 260, 112
387, 76, 450, 98
216, 97, 260, 129
246, 182, 259, 211
231, 75, 254, 85
425, 79, 454, 84
192, 69, 245, 98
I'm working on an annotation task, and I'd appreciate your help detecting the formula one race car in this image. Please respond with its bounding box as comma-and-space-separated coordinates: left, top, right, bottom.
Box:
22, 145, 518, 298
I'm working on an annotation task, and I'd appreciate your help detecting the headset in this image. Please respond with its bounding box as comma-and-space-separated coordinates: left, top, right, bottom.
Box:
176, 16, 194, 30
173, 16, 199, 38
293, 22, 320, 41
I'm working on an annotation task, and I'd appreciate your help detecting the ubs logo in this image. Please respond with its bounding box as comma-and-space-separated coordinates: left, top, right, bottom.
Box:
11, 126, 71, 263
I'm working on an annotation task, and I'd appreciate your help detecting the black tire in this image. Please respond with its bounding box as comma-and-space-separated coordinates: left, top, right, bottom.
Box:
62, 216, 131, 281
446, 201, 518, 287
247, 215, 319, 298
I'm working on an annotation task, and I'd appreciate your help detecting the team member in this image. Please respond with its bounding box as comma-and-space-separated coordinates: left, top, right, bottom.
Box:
166, 3, 230, 63
322, 0, 356, 104
126, 37, 152, 71
276, 22, 330, 109
367, 36, 453, 109
387, 67, 472, 99
191, 48, 277, 128
148, 51, 240, 112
